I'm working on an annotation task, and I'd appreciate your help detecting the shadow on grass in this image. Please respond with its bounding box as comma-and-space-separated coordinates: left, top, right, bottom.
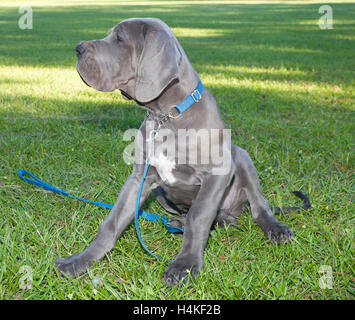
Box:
0, 94, 144, 133
0, 78, 351, 155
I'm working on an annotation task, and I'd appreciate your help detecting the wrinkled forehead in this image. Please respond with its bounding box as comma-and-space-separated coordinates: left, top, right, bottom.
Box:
108, 18, 169, 37
108, 19, 142, 36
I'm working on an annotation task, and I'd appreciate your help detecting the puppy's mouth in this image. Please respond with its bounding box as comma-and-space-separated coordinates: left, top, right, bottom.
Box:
76, 55, 101, 90
76, 57, 116, 92
76, 66, 91, 88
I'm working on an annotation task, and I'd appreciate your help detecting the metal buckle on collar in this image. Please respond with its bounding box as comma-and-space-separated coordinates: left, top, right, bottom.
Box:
191, 89, 202, 103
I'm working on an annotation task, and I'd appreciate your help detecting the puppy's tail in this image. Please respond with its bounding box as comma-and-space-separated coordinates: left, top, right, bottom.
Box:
272, 191, 311, 215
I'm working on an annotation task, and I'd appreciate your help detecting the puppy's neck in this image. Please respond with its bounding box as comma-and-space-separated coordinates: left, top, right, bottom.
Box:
143, 76, 201, 117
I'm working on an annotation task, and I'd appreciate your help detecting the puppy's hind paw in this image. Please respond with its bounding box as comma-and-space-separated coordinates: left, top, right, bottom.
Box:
264, 222, 294, 244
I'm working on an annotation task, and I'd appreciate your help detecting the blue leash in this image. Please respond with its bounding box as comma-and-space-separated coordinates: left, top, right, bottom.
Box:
133, 159, 172, 261
17, 79, 204, 261
17, 169, 184, 234
17, 169, 114, 209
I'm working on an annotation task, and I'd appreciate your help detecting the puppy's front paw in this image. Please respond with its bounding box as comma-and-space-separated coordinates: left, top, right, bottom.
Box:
161, 256, 201, 287
264, 221, 294, 244
54, 253, 91, 278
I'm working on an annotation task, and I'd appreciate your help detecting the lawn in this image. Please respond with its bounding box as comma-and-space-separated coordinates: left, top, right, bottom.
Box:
0, 0, 354, 300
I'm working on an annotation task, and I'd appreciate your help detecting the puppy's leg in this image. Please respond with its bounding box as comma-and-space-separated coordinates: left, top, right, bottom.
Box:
54, 165, 156, 278
162, 172, 233, 286
235, 147, 294, 243
216, 170, 249, 226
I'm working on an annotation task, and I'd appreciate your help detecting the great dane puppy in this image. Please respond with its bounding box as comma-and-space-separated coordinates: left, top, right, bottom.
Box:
55, 18, 310, 286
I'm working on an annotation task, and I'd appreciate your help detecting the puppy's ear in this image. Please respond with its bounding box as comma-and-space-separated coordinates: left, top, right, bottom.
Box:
135, 28, 181, 103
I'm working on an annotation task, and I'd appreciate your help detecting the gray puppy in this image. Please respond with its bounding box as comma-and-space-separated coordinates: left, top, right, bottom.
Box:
55, 18, 310, 286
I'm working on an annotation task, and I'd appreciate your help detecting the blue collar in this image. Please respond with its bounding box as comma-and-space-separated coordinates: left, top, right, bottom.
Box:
175, 79, 204, 114
147, 80, 204, 125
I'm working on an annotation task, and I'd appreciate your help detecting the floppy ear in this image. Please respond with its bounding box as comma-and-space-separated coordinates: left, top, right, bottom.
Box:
135, 29, 181, 103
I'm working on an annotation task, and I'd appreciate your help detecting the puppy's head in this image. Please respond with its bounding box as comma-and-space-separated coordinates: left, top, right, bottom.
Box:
75, 18, 182, 103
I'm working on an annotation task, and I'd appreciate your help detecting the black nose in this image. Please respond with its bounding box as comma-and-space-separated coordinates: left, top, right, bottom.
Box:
75, 44, 85, 57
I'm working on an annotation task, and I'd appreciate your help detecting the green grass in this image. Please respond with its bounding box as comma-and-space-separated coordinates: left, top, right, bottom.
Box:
0, 0, 354, 300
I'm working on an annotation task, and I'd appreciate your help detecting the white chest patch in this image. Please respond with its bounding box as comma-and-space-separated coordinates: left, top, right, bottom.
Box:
149, 153, 176, 184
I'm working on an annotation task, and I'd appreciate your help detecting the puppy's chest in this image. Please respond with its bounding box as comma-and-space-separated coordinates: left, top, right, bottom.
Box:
149, 153, 176, 184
